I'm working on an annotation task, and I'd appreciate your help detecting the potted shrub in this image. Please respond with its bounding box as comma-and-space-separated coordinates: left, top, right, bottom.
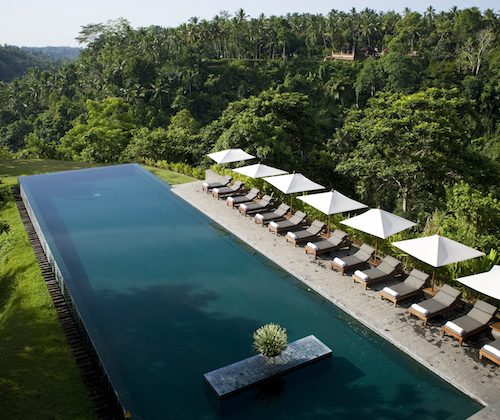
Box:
253, 323, 288, 363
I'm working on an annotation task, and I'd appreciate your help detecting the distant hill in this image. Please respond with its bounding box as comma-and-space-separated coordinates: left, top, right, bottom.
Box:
21, 46, 81, 62
0, 45, 80, 82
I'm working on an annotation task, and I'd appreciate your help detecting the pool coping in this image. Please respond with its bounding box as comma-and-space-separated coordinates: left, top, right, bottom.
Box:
172, 179, 499, 420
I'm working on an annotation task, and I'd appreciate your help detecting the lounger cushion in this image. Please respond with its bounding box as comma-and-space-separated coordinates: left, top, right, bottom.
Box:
469, 300, 497, 324
414, 299, 447, 316
444, 321, 464, 335
382, 286, 399, 297
333, 257, 346, 267
405, 273, 427, 290
484, 343, 500, 358
388, 282, 419, 297
307, 242, 318, 250
354, 270, 369, 280
325, 236, 342, 247
338, 254, 363, 267
357, 268, 384, 281
447, 316, 482, 335
410, 269, 429, 282
289, 229, 313, 240
273, 220, 294, 229
353, 249, 371, 263
434, 285, 460, 306
377, 256, 401, 274
311, 220, 325, 230
331, 229, 348, 240
411, 303, 430, 316
359, 244, 375, 256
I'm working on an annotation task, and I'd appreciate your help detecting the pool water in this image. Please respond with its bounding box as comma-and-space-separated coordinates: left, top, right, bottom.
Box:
20, 164, 482, 419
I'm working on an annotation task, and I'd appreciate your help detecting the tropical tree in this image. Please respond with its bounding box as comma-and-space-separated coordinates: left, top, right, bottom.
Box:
336, 88, 475, 218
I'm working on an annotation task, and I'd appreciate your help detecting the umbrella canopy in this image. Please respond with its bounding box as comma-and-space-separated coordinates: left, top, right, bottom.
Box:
297, 190, 367, 215
232, 163, 288, 179
341, 209, 416, 239
263, 173, 324, 194
392, 235, 484, 267
207, 148, 255, 164
456, 266, 500, 301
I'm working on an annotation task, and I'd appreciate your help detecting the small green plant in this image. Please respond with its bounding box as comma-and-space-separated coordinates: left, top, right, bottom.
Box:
253, 323, 288, 359
0, 220, 9, 235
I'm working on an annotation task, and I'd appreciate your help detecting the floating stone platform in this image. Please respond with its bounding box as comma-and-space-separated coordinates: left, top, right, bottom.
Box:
204, 335, 332, 398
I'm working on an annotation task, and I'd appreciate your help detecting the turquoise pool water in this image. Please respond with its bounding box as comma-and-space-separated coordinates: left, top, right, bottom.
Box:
20, 164, 481, 419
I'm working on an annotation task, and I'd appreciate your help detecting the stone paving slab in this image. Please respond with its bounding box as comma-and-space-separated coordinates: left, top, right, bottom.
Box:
172, 178, 499, 419
204, 335, 332, 398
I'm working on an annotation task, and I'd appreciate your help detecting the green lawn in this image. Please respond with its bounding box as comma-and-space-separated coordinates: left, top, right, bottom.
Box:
0, 159, 194, 419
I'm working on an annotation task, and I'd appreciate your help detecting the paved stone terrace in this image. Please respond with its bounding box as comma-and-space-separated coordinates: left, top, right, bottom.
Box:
172, 177, 499, 419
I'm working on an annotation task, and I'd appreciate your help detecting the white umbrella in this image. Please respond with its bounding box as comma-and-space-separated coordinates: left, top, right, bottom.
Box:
207, 148, 255, 164
392, 234, 484, 287
263, 173, 324, 194
298, 190, 367, 232
456, 266, 500, 301
392, 235, 484, 267
232, 163, 288, 179
263, 173, 324, 210
341, 209, 416, 239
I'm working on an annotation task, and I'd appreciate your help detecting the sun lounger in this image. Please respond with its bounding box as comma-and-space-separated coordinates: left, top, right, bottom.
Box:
285, 220, 325, 246
352, 255, 402, 289
226, 188, 260, 208
407, 284, 461, 326
268, 211, 307, 234
304, 229, 351, 259
254, 204, 290, 224
202, 176, 232, 193
212, 181, 245, 199
441, 300, 497, 345
330, 243, 375, 275
239, 195, 273, 215
480, 339, 500, 366
379, 269, 429, 306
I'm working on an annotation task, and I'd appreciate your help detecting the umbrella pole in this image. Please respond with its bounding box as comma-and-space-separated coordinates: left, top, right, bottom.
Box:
431, 269, 436, 290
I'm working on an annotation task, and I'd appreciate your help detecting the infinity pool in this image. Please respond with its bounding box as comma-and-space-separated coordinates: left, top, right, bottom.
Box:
20, 164, 481, 419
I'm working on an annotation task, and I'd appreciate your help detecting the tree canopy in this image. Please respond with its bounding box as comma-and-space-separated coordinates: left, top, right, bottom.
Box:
0, 7, 498, 257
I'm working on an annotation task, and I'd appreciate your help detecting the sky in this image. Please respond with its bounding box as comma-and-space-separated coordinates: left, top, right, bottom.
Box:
1, 1, 498, 47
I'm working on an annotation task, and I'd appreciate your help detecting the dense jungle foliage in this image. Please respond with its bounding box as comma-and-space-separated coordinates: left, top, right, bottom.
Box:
0, 7, 498, 261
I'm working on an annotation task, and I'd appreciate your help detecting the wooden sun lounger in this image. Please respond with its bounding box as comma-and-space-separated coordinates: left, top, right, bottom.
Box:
304, 229, 350, 259
268, 211, 307, 235
212, 181, 245, 199
352, 255, 402, 290
202, 176, 232, 193
330, 243, 375, 275
479, 339, 500, 366
285, 220, 325, 246
226, 188, 260, 208
254, 204, 290, 224
441, 300, 497, 345
407, 284, 461, 326
239, 195, 273, 216
379, 269, 429, 306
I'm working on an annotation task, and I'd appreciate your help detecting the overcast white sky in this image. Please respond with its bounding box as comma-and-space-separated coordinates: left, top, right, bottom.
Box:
1, 1, 498, 47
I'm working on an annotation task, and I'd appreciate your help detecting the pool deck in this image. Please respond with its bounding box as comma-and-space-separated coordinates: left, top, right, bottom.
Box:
173, 178, 499, 419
